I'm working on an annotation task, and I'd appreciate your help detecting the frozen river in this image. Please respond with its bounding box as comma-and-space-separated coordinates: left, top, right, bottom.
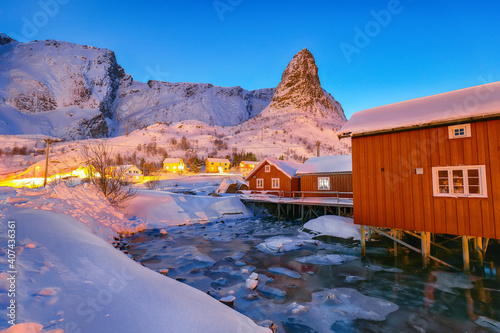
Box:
121, 217, 500, 332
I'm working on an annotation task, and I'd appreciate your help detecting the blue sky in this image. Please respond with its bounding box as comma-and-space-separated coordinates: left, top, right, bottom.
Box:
1, 0, 499, 119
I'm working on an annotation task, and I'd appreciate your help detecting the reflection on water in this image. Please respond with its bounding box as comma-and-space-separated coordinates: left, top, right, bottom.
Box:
121, 218, 500, 333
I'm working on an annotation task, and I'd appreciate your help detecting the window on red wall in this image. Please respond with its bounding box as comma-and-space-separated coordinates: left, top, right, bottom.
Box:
271, 178, 279, 189
256, 178, 264, 188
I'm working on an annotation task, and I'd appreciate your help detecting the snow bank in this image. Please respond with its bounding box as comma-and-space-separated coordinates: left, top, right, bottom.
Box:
0, 207, 268, 332
302, 215, 361, 240
0, 183, 146, 240
125, 190, 252, 227
296, 155, 352, 175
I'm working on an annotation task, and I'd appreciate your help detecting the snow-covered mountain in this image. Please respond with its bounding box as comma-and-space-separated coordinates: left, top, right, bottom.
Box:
0, 34, 349, 171
0, 33, 274, 139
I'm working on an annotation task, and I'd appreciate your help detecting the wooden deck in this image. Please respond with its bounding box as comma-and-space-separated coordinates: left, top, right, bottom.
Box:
239, 190, 353, 221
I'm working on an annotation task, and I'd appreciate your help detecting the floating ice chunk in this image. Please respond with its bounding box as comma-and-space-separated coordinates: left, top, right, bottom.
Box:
365, 264, 403, 273
314, 288, 398, 321
431, 271, 479, 293
246, 279, 258, 290
476, 316, 500, 332
268, 267, 301, 279
258, 285, 286, 297
257, 236, 304, 254
225, 251, 245, 261
365, 264, 383, 271
287, 302, 309, 315
302, 216, 361, 240
193, 254, 216, 265
296, 254, 357, 266
235, 260, 246, 266
249, 272, 258, 280
345, 275, 366, 282
159, 229, 168, 235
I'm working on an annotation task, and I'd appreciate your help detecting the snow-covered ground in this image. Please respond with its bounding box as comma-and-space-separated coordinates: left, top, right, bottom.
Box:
0, 181, 270, 332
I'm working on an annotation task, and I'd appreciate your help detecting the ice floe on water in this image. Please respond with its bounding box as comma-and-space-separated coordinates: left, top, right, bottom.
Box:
364, 264, 403, 273
296, 253, 358, 266
268, 266, 301, 279
431, 271, 480, 293
302, 215, 361, 240
256, 236, 321, 254
283, 288, 399, 332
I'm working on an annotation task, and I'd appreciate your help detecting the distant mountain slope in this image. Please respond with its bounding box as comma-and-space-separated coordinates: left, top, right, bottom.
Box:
0, 33, 274, 139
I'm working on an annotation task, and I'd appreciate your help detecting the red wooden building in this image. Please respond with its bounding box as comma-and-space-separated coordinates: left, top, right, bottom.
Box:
245, 158, 301, 197
340, 81, 500, 242
296, 155, 353, 198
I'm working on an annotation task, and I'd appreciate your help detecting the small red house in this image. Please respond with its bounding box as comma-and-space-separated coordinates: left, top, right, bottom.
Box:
296, 155, 352, 198
340, 81, 500, 240
245, 158, 302, 197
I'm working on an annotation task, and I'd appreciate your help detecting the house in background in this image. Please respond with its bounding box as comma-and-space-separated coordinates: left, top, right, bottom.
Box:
110, 164, 143, 183
339, 81, 500, 243
163, 158, 185, 173
296, 155, 352, 198
245, 158, 302, 197
206, 158, 231, 173
238, 160, 260, 175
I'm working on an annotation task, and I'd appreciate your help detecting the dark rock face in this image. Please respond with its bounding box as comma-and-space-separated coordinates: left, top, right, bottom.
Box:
0, 33, 16, 45
270, 49, 333, 110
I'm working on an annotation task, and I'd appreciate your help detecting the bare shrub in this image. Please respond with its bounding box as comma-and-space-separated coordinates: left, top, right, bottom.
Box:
81, 142, 137, 207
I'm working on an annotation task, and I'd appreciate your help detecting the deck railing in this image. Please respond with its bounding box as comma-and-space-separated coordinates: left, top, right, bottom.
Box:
241, 190, 353, 204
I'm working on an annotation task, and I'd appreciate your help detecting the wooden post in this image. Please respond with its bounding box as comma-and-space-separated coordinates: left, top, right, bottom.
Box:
421, 231, 430, 268
392, 229, 398, 257
43, 138, 51, 187
301, 205, 304, 222
475, 237, 485, 269
277, 203, 280, 221
361, 225, 366, 256
462, 236, 470, 273
316, 141, 320, 157
126, 124, 129, 137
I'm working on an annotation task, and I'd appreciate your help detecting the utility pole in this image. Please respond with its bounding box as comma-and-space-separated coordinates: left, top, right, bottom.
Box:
261, 128, 263, 142
316, 141, 320, 157
42, 138, 54, 187
126, 124, 129, 137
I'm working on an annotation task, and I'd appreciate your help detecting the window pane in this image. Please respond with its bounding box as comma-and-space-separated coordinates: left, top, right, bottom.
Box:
469, 185, 480, 194
468, 177, 479, 186
452, 170, 463, 178
468, 169, 479, 177
438, 170, 448, 178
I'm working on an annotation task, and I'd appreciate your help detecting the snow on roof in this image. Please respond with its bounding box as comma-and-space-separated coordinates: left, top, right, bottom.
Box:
296, 155, 352, 175
207, 158, 230, 163
163, 158, 183, 164
240, 160, 260, 165
246, 158, 302, 180
340, 81, 500, 136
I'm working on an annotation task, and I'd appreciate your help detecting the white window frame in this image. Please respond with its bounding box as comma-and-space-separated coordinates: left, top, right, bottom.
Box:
318, 177, 330, 190
265, 165, 271, 173
256, 178, 264, 189
271, 178, 280, 189
448, 124, 471, 139
432, 165, 487, 198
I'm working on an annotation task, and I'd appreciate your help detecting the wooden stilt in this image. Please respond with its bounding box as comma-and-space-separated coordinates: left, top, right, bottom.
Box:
277, 203, 280, 221
392, 229, 398, 257
462, 236, 470, 273
475, 237, 485, 269
360, 225, 366, 256
301, 205, 304, 222
421, 231, 430, 269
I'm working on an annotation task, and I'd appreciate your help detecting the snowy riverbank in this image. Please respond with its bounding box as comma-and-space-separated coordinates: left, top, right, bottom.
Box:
0, 183, 269, 332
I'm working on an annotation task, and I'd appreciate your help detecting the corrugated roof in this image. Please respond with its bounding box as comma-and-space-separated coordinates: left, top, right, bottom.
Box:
245, 158, 302, 180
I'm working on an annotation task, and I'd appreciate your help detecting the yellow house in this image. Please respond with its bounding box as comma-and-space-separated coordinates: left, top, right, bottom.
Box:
111, 165, 143, 183
163, 158, 185, 173
206, 158, 231, 173
239, 160, 259, 175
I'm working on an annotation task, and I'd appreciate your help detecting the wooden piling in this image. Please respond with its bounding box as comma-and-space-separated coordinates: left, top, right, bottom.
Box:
462, 236, 470, 273
360, 225, 366, 256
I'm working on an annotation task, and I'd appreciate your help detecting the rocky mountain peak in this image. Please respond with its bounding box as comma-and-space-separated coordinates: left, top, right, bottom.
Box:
0, 33, 17, 46
270, 48, 333, 111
